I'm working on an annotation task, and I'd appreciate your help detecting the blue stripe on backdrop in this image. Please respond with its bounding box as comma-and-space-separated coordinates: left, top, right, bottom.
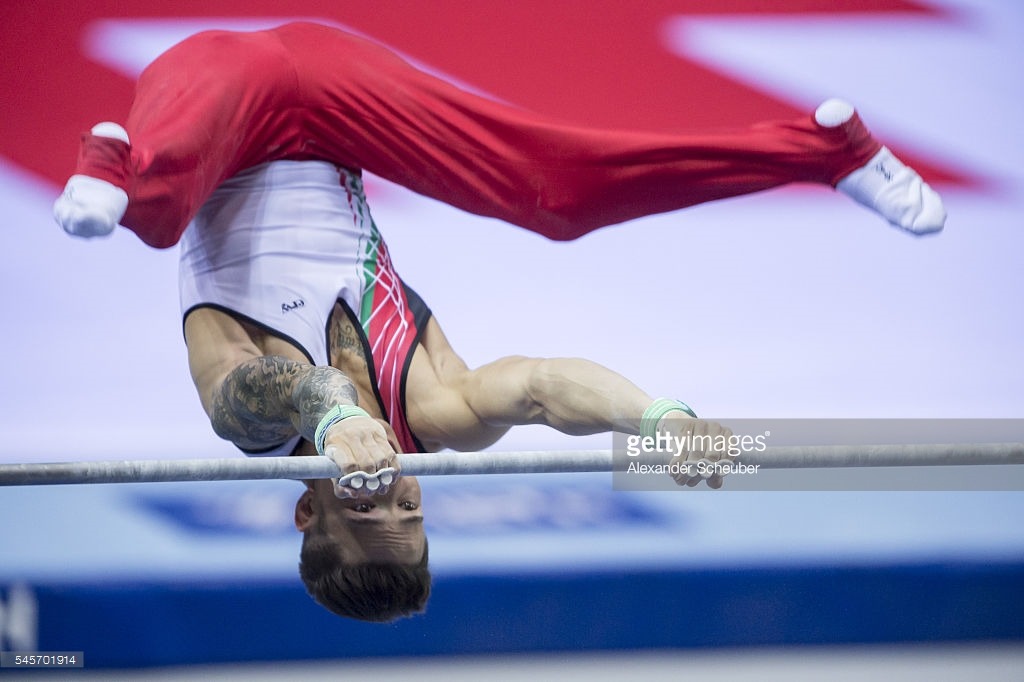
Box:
19, 562, 1024, 669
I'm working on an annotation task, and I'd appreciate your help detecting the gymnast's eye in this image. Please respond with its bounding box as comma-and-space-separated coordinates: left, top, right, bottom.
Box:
400, 500, 419, 511
352, 503, 373, 513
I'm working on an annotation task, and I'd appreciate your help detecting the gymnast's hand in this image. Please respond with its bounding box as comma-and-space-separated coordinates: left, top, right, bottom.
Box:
321, 415, 400, 498
661, 417, 735, 490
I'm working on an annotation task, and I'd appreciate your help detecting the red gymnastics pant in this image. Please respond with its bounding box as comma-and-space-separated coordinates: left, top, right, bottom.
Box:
74, 22, 880, 249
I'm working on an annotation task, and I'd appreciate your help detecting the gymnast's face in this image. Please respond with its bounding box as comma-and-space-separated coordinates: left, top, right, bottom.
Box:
296, 475, 426, 565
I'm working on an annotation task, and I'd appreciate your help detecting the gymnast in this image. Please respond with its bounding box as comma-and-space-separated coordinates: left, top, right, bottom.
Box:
180, 157, 731, 622
53, 22, 946, 623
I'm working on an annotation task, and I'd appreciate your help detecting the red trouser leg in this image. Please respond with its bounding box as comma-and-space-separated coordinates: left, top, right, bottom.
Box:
276, 23, 880, 240
71, 28, 306, 247
122, 29, 309, 247
74, 22, 880, 248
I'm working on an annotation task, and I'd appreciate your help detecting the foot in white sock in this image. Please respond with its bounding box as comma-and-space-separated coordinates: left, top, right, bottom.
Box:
53, 175, 128, 238
836, 146, 947, 235
52, 123, 130, 239
814, 99, 946, 235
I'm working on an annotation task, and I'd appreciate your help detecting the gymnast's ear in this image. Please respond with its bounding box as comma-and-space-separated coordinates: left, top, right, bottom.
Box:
294, 487, 316, 532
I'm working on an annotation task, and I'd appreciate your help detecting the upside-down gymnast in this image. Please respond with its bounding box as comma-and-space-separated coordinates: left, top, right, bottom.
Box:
54, 22, 945, 623
54, 22, 944, 247
180, 157, 734, 622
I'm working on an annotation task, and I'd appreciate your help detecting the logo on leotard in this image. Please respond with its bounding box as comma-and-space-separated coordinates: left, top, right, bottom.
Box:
282, 299, 305, 314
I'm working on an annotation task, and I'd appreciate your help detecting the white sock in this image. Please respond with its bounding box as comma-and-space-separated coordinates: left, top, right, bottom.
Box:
52, 122, 131, 238
53, 175, 128, 239
813, 99, 946, 234
837, 147, 946, 235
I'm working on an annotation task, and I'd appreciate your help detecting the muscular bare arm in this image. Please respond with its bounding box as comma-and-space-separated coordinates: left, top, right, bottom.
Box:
407, 317, 730, 487
461, 356, 652, 434
462, 356, 731, 484
406, 318, 654, 449
185, 308, 395, 477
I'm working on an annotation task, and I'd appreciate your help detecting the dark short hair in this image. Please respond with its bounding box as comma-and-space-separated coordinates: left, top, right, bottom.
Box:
299, 532, 430, 623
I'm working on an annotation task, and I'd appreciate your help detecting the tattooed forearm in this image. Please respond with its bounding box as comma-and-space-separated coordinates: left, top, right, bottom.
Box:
210, 355, 358, 449
293, 365, 359, 441
210, 356, 302, 448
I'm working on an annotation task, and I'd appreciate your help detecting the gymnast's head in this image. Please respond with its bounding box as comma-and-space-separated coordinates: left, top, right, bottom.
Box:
294, 464, 429, 623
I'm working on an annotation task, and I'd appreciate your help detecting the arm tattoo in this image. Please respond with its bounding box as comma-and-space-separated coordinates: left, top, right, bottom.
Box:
293, 365, 359, 441
210, 355, 358, 450
328, 303, 369, 372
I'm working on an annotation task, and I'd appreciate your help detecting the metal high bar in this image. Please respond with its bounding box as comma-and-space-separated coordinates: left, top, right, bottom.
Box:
0, 442, 1022, 486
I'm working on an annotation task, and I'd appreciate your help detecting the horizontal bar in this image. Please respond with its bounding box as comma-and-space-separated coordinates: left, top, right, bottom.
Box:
740, 441, 1024, 469
0, 442, 1021, 486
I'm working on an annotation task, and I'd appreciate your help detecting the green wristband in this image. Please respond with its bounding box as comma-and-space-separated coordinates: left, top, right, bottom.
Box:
640, 398, 697, 439
314, 404, 371, 456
